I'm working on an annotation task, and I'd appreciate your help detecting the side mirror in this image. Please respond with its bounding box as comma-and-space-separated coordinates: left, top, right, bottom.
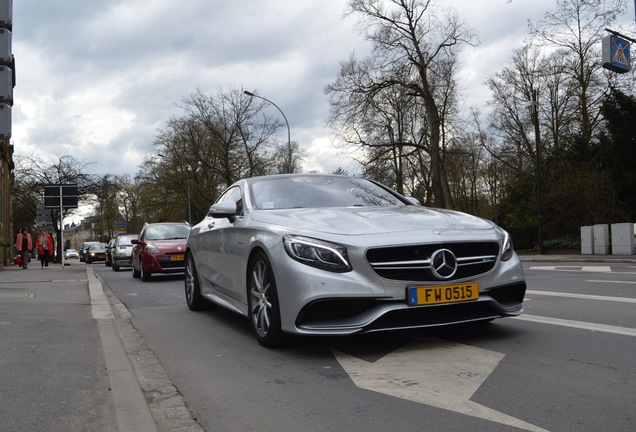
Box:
208, 201, 237, 222
131, 239, 139, 245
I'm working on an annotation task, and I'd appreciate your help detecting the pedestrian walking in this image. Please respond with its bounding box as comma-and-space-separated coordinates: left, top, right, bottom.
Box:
15, 227, 33, 269
36, 228, 54, 268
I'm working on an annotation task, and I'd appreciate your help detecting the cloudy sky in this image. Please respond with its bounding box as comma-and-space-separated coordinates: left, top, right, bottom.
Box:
11, 0, 636, 178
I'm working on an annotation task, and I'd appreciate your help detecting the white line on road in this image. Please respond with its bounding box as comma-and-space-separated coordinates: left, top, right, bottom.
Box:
527, 266, 612, 272
513, 314, 636, 337
585, 279, 636, 285
526, 290, 636, 304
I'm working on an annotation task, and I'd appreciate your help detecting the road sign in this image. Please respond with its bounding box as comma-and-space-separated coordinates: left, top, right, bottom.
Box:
44, 184, 78, 209
602, 34, 631, 73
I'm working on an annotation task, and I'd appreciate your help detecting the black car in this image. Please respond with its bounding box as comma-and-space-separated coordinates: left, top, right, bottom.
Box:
85, 243, 108, 264
105, 238, 117, 267
79, 241, 100, 262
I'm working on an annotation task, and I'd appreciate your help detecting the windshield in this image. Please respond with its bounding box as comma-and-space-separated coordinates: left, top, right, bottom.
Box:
118, 235, 138, 246
145, 224, 191, 241
250, 176, 407, 210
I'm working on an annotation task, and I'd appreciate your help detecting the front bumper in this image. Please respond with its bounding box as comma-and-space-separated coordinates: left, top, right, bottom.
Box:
295, 282, 525, 334
113, 256, 133, 267
272, 247, 526, 336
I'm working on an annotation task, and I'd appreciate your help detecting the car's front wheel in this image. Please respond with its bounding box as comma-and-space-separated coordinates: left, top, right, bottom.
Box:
248, 251, 285, 347
185, 252, 209, 311
141, 262, 151, 281
132, 260, 140, 278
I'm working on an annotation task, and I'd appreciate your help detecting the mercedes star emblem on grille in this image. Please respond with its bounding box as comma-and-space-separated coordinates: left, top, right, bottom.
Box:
430, 249, 457, 279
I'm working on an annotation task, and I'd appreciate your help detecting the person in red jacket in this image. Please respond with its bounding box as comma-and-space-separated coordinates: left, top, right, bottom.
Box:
15, 227, 33, 269
36, 228, 55, 268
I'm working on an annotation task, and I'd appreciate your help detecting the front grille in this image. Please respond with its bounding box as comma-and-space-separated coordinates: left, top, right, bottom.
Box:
486, 282, 526, 305
364, 302, 500, 331
157, 256, 185, 270
296, 298, 505, 331
297, 298, 381, 325
366, 241, 499, 281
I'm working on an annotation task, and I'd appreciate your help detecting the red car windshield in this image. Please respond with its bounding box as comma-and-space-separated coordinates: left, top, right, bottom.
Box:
145, 225, 191, 241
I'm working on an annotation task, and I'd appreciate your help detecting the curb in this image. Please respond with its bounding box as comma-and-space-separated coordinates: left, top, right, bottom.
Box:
87, 267, 159, 432
92, 269, 204, 432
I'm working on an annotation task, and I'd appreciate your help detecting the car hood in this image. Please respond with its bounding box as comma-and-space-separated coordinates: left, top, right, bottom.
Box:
148, 239, 187, 253
249, 206, 495, 235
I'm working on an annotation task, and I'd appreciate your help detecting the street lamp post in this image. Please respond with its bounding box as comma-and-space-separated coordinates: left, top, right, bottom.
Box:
243, 90, 292, 173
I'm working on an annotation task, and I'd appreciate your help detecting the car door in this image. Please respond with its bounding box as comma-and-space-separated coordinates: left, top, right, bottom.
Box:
196, 186, 244, 302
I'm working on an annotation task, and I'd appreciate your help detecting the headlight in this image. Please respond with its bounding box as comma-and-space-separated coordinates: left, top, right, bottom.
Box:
283, 235, 352, 272
144, 244, 162, 254
500, 229, 514, 261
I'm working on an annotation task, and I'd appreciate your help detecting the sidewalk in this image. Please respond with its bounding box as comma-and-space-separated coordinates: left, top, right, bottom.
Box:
0, 262, 157, 432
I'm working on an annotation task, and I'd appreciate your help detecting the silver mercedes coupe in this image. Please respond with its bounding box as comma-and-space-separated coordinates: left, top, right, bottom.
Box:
185, 174, 526, 346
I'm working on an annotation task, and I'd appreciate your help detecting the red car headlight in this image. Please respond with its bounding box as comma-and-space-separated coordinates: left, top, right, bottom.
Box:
144, 244, 162, 254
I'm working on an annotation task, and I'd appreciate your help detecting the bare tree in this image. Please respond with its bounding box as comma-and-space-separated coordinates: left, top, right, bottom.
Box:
485, 45, 542, 169
332, 0, 476, 207
529, 0, 627, 145
136, 87, 306, 223
12, 154, 99, 260
114, 174, 144, 234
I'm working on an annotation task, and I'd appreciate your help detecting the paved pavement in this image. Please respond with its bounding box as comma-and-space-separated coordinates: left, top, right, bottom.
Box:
0, 261, 202, 432
1, 252, 633, 431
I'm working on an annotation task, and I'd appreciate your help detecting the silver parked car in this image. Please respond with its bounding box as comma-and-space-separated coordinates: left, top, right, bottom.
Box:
185, 174, 526, 347
64, 248, 79, 259
111, 234, 139, 271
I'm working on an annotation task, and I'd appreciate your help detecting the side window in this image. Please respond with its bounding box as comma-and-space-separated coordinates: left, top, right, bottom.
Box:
217, 187, 244, 216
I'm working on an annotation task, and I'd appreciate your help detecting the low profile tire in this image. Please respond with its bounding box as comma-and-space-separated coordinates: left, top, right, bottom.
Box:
132, 262, 140, 278
248, 251, 285, 347
185, 253, 209, 311
141, 262, 151, 281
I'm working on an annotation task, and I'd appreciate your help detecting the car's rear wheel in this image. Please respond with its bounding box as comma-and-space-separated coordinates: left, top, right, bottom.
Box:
248, 251, 285, 347
185, 252, 209, 311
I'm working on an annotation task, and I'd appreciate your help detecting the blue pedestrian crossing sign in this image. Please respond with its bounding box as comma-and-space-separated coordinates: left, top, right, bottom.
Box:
602, 35, 630, 73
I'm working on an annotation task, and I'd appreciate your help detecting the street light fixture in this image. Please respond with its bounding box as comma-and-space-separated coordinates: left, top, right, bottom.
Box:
243, 90, 293, 173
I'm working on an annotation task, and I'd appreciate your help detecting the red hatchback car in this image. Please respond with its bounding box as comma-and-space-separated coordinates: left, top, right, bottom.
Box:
131, 222, 191, 281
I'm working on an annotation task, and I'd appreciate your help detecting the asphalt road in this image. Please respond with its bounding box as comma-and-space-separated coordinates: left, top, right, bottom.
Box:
92, 259, 636, 432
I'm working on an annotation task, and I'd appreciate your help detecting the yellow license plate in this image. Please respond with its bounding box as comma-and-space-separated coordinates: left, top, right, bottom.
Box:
171, 254, 184, 261
408, 282, 479, 306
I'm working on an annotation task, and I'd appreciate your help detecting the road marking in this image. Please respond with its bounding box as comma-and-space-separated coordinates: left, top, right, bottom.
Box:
514, 314, 636, 337
586, 279, 636, 285
527, 266, 612, 272
334, 338, 548, 432
526, 290, 636, 304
